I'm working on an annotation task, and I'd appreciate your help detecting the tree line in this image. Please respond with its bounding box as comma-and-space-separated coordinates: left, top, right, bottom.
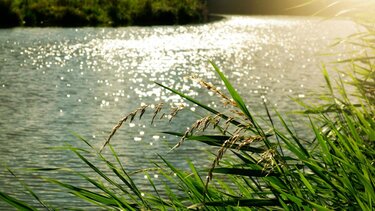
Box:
0, 0, 208, 27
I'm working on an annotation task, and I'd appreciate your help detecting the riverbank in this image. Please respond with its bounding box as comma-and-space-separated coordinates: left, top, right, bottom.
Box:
0, 0, 208, 28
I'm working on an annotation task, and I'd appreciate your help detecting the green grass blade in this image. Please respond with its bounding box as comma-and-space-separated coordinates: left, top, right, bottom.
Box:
107, 145, 146, 206
71, 150, 139, 209
209, 61, 256, 126
7, 168, 53, 210
46, 178, 123, 208
0, 191, 38, 211
144, 173, 167, 210
276, 111, 310, 157
322, 66, 334, 98
163, 132, 267, 153
156, 82, 244, 128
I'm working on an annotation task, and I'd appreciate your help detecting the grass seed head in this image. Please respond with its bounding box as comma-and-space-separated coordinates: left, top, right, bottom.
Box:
206, 134, 241, 183
190, 75, 236, 107
152, 103, 164, 124
237, 135, 263, 150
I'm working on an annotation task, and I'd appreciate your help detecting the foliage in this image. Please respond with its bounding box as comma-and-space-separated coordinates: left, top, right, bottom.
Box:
0, 0, 207, 27
0, 0, 21, 27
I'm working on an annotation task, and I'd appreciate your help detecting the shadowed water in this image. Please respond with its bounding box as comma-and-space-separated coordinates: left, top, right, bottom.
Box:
0, 15, 358, 209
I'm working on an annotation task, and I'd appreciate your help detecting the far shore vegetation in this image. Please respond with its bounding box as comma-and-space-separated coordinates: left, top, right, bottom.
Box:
0, 0, 208, 28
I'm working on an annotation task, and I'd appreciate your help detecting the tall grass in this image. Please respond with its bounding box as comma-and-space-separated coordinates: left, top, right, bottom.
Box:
1, 7, 374, 211
2, 59, 374, 210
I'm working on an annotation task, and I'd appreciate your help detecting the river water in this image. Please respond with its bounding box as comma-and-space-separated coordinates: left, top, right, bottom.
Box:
0, 15, 358, 208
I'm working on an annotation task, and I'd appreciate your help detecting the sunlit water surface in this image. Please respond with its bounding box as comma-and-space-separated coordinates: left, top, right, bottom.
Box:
0, 16, 358, 208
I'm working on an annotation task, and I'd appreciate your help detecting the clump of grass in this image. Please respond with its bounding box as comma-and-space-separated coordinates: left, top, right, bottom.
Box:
3, 52, 373, 209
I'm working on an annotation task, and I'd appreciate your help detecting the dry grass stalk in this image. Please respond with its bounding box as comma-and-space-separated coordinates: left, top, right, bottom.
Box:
212, 114, 222, 129
102, 102, 187, 153
170, 116, 213, 151
232, 109, 253, 124
170, 113, 234, 152
169, 104, 185, 122
237, 135, 264, 150
100, 105, 149, 152
190, 76, 236, 107
152, 103, 163, 124
223, 117, 234, 134
139, 105, 148, 119
204, 133, 265, 188
206, 134, 241, 183
232, 127, 246, 136
258, 149, 279, 174
196, 116, 211, 131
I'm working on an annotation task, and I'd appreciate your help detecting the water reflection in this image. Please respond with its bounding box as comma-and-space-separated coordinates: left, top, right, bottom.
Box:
0, 15, 358, 208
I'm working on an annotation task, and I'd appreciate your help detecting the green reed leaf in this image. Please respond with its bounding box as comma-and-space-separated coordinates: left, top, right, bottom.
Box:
163, 132, 266, 153
0, 191, 38, 211
209, 61, 256, 126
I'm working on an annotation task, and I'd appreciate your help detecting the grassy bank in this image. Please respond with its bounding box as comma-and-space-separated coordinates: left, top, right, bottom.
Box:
0, 0, 208, 27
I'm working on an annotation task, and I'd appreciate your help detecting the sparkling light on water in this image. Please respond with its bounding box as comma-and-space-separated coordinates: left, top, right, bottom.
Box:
0, 16, 359, 208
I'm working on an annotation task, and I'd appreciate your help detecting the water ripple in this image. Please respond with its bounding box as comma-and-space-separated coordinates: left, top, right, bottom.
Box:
0, 15, 358, 208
